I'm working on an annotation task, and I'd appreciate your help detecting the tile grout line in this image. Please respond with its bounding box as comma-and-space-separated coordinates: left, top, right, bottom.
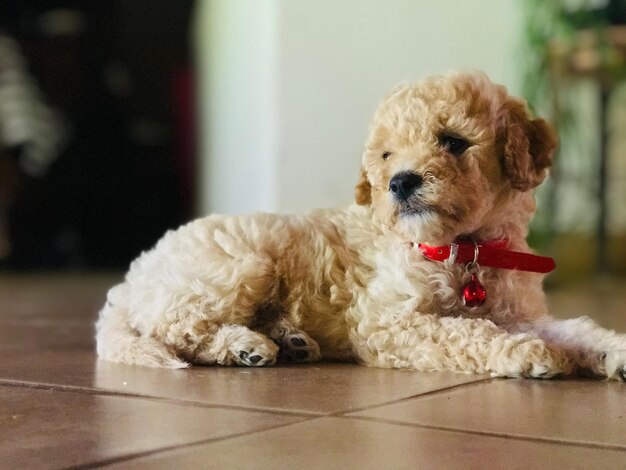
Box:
69, 417, 324, 470
9, 373, 621, 455
0, 375, 499, 421
0, 374, 497, 421
329, 376, 497, 417
0, 374, 498, 419
0, 379, 320, 419
341, 414, 626, 452
68, 405, 626, 468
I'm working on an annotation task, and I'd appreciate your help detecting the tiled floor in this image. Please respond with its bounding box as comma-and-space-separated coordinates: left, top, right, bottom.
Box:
0, 275, 625, 469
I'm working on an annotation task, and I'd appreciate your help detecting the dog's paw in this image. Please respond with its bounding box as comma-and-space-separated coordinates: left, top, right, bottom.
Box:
490, 338, 572, 379
274, 331, 321, 364
603, 350, 626, 381
229, 334, 279, 367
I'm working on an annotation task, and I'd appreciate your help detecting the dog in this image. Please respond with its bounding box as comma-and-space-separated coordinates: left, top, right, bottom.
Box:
96, 71, 626, 380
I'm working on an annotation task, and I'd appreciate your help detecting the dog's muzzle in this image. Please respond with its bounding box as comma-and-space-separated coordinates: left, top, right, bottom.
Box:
389, 171, 423, 202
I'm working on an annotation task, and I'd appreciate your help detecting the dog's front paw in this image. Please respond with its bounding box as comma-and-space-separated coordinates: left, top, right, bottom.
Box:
604, 350, 626, 381
277, 332, 321, 363
229, 333, 279, 367
489, 338, 572, 379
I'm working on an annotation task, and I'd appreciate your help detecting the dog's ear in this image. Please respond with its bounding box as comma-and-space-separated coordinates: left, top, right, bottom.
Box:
502, 100, 557, 192
355, 166, 372, 205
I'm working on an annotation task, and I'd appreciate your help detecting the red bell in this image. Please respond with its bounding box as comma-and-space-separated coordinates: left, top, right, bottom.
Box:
462, 274, 486, 307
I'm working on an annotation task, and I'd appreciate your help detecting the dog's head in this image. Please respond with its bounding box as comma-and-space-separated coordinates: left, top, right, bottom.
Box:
355, 71, 557, 244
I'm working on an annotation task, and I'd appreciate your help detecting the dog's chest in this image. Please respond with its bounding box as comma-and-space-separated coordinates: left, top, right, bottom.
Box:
370, 246, 526, 322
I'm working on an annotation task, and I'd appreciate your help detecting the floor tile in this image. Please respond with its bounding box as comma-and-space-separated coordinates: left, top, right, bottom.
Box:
547, 280, 626, 331
350, 379, 626, 449
1, 275, 626, 468
0, 322, 93, 352
0, 323, 487, 416
103, 417, 626, 470
0, 274, 116, 324
0, 340, 487, 415
0, 385, 303, 470
92, 362, 487, 415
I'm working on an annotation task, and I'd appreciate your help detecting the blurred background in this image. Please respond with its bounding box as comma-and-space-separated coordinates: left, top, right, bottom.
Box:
0, 0, 625, 285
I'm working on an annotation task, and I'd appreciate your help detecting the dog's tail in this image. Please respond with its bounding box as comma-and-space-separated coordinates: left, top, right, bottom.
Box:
96, 283, 188, 369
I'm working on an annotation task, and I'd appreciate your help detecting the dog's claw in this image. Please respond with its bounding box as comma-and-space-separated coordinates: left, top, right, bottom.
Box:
235, 343, 277, 367
248, 355, 263, 364
600, 350, 626, 381
291, 337, 306, 347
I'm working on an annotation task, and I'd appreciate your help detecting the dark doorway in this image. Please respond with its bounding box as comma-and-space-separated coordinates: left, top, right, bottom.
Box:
0, 0, 196, 270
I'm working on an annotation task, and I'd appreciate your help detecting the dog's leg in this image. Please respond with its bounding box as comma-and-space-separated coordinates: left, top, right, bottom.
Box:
529, 316, 626, 381
113, 226, 286, 368
190, 324, 279, 367
353, 311, 572, 378
265, 319, 322, 364
96, 297, 189, 369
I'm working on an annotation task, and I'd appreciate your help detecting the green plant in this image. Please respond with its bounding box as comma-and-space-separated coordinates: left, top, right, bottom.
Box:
521, 0, 625, 248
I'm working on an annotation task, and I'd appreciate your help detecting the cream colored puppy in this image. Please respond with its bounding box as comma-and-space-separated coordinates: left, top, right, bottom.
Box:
97, 71, 626, 380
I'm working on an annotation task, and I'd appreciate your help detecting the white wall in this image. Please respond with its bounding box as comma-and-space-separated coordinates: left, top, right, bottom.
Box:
195, 0, 524, 215
195, 0, 279, 214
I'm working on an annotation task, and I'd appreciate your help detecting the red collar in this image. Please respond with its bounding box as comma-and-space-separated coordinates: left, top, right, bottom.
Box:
417, 239, 555, 274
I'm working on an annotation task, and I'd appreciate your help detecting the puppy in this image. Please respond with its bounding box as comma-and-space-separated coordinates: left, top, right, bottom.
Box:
96, 71, 626, 380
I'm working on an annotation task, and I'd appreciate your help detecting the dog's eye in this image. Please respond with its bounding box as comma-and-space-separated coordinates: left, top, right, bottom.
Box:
439, 134, 470, 156
382, 151, 392, 161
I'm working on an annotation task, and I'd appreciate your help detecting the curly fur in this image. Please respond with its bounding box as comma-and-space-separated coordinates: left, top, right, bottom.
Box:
96, 71, 626, 380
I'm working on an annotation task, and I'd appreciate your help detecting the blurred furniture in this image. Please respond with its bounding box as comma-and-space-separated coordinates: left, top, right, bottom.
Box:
0, 1, 195, 269
549, 26, 626, 272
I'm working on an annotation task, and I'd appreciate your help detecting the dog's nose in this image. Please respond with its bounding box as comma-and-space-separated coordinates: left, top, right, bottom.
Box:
389, 172, 423, 201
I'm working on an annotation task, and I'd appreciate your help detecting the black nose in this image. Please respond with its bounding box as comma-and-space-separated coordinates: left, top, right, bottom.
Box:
389, 172, 423, 201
